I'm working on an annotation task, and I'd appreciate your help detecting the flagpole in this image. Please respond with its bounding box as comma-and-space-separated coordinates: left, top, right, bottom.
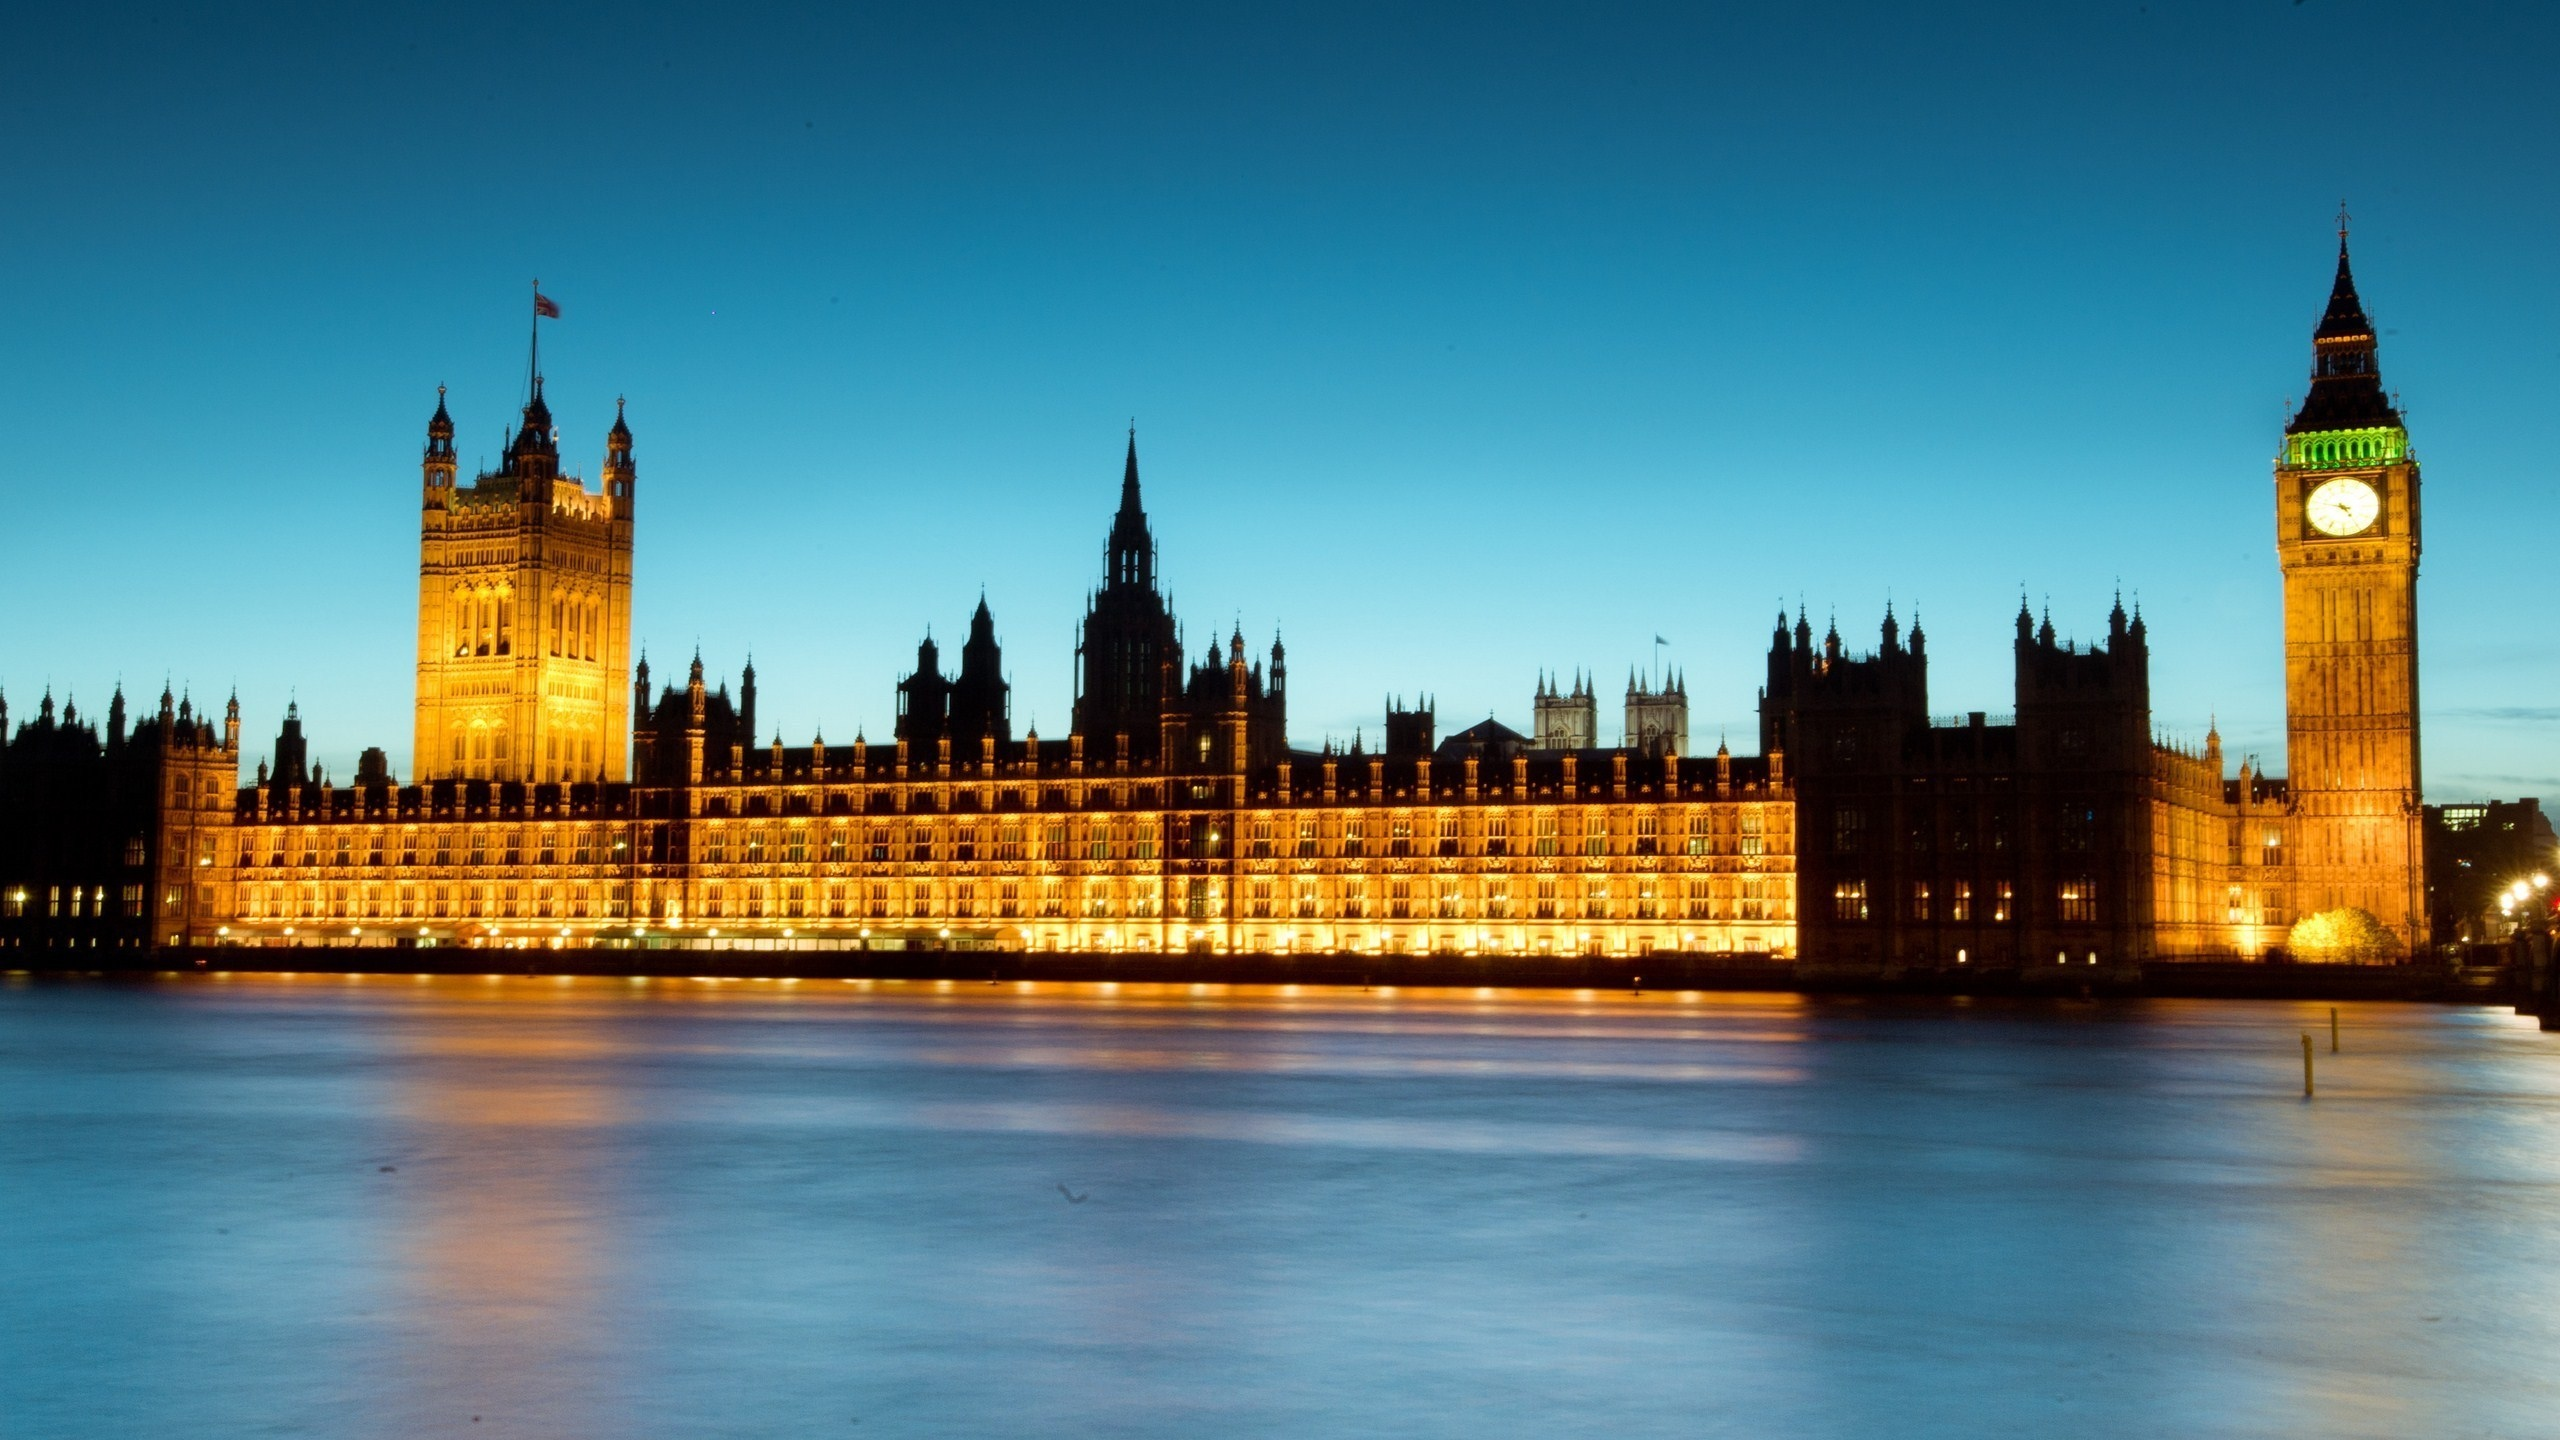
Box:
528, 278, 541, 401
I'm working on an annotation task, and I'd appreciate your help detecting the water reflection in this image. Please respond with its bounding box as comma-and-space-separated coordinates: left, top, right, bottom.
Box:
0, 977, 2555, 1438
383, 1009, 622, 1437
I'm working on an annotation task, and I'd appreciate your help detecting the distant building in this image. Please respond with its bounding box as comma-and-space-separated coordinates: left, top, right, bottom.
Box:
1435, 719, 1532, 763
1531, 673, 1595, 751
1625, 671, 1687, 757
2426, 800, 2557, 943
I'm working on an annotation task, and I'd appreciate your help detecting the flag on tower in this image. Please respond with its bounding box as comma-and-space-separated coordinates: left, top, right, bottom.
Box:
534, 292, 561, 319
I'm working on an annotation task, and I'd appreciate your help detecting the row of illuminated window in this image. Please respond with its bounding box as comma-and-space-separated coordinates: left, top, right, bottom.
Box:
226, 808, 1788, 870
227, 873, 1799, 927
1828, 879, 2100, 924
450, 594, 515, 658
545, 594, 606, 662
0, 884, 147, 919
236, 827, 634, 868
686, 874, 1793, 924
446, 590, 607, 663
241, 882, 630, 922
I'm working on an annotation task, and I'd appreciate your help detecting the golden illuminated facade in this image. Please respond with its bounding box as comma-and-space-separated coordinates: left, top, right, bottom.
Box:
412, 380, 634, 786
190, 428, 1798, 958
203, 738, 1795, 958
2271, 233, 2425, 949
0, 240, 2426, 966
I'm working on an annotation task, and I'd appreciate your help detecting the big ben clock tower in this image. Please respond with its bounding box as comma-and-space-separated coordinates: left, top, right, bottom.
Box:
2274, 222, 2425, 950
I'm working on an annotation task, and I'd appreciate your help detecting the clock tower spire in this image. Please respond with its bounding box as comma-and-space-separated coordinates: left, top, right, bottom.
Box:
2273, 217, 2424, 953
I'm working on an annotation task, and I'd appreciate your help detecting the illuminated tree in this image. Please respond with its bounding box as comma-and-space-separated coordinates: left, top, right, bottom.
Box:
2286, 907, 2395, 964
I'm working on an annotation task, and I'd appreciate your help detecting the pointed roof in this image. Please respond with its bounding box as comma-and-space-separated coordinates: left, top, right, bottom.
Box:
1107, 427, 1154, 569
522, 376, 554, 434
506, 375, 561, 469
2288, 233, 2402, 435
2315, 236, 2375, 342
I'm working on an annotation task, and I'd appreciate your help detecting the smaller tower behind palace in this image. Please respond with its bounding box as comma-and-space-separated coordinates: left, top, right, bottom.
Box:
412, 371, 635, 784
1532, 673, 1596, 751
1624, 670, 1688, 757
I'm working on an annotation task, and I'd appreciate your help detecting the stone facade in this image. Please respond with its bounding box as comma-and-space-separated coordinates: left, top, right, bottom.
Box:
411, 381, 636, 785
0, 239, 2436, 965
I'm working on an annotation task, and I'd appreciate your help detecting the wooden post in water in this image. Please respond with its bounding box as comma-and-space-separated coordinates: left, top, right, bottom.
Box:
2302, 1033, 2315, 1097
2331, 1007, 2339, 1053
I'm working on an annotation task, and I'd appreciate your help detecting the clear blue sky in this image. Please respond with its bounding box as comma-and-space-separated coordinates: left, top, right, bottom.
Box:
2, 2, 2552, 799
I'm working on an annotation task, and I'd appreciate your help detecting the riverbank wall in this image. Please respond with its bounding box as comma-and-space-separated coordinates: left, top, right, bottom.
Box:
12, 945, 2536, 1006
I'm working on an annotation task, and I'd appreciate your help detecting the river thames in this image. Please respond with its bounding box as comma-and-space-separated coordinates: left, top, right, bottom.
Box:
2, 976, 2554, 1438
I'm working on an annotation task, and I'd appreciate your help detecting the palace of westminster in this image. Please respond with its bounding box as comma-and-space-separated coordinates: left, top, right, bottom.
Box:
0, 239, 2434, 967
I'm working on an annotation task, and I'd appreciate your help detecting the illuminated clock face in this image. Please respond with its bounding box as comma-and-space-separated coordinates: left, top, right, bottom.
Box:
2305, 476, 2380, 537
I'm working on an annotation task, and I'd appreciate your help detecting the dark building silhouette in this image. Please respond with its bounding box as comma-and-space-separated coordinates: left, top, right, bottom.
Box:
895, 599, 1011, 761
0, 685, 237, 950
1073, 433, 1180, 764
1436, 718, 1533, 763
1159, 626, 1288, 774
1383, 697, 1435, 759
1772, 599, 2165, 969
631, 652, 757, 784
2426, 800, 2557, 944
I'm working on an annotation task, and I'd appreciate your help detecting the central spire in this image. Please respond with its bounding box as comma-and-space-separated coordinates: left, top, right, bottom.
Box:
1119, 425, 1143, 518
1106, 427, 1155, 591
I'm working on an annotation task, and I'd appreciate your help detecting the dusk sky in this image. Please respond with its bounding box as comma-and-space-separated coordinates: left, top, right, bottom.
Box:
2, 2, 2552, 798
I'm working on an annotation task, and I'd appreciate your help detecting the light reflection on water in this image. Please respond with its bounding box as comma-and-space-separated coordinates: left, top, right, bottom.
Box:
2, 977, 2557, 1438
